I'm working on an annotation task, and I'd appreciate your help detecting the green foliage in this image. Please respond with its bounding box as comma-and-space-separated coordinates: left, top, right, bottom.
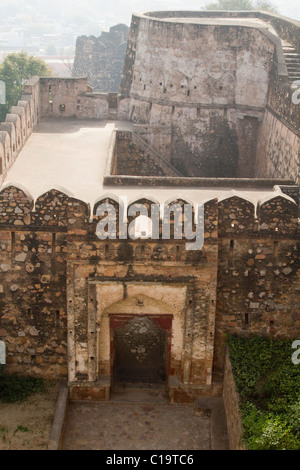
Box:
0, 51, 53, 122
0, 425, 8, 441
14, 425, 29, 435
204, 0, 278, 12
227, 334, 300, 450
0, 368, 45, 403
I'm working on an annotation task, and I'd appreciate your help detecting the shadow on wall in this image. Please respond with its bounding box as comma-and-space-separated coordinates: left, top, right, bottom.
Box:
171, 118, 239, 178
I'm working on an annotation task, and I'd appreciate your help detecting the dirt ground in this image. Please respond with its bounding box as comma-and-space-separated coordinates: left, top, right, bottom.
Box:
0, 380, 59, 450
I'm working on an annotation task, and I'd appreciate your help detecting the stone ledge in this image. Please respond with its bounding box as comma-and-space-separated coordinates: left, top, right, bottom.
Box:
104, 175, 295, 188
68, 377, 111, 401
48, 379, 69, 450
194, 396, 229, 450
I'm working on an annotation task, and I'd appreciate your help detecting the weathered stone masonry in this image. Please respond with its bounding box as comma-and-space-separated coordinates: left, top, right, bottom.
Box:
0, 11, 299, 403
72, 24, 129, 93
0, 186, 298, 402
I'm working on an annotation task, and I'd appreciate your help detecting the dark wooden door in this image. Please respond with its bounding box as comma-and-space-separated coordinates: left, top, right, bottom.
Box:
111, 315, 171, 386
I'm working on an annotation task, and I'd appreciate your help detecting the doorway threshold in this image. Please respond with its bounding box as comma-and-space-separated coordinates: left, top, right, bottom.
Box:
110, 384, 168, 404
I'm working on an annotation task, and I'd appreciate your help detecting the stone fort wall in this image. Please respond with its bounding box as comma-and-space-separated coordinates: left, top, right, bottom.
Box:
0, 186, 298, 388
120, 11, 300, 181
0, 12, 299, 185
0, 11, 299, 398
72, 24, 129, 93
0, 76, 40, 187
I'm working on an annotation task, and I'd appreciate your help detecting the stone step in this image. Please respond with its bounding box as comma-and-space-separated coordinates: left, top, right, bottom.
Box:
286, 63, 300, 67
284, 53, 300, 58
282, 44, 300, 84
284, 58, 300, 63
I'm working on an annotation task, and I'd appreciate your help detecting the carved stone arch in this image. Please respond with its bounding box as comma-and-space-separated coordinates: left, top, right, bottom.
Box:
6, 113, 21, 149
78, 241, 98, 261
127, 197, 158, 219
11, 106, 26, 142
169, 243, 185, 261
162, 197, 193, 239
67, 197, 90, 231
93, 195, 120, 216
117, 241, 134, 262
258, 195, 298, 235
107, 295, 173, 385
0, 184, 33, 225
93, 196, 120, 239
99, 241, 115, 260
203, 198, 218, 238
128, 197, 160, 241
135, 242, 151, 260
33, 188, 70, 226
218, 194, 255, 234
152, 243, 168, 261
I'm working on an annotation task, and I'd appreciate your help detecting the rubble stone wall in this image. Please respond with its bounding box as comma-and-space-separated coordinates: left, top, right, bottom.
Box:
0, 187, 298, 384
0, 77, 40, 187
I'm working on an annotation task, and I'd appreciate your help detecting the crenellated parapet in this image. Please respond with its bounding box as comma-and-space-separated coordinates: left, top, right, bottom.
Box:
0, 76, 40, 186
0, 185, 297, 240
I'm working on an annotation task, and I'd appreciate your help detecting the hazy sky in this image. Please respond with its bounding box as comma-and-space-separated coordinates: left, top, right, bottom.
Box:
1, 0, 299, 27
142, 0, 300, 21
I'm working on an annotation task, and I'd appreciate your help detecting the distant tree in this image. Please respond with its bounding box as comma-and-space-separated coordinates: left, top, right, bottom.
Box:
255, 0, 279, 13
0, 51, 53, 121
46, 44, 57, 56
204, 0, 279, 12
204, 0, 254, 9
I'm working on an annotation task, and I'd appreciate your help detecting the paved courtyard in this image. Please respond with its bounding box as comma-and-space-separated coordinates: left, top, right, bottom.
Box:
62, 390, 229, 450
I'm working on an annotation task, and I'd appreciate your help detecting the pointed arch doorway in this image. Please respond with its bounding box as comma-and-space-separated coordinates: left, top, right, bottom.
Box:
110, 314, 172, 387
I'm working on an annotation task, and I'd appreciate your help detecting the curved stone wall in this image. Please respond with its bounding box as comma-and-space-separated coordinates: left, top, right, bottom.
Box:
120, 12, 280, 177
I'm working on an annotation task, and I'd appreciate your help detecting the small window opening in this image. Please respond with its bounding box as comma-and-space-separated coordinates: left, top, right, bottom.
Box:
104, 244, 110, 259
273, 241, 279, 262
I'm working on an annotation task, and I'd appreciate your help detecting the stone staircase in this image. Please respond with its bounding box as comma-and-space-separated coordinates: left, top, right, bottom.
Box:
131, 130, 184, 177
282, 41, 300, 84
